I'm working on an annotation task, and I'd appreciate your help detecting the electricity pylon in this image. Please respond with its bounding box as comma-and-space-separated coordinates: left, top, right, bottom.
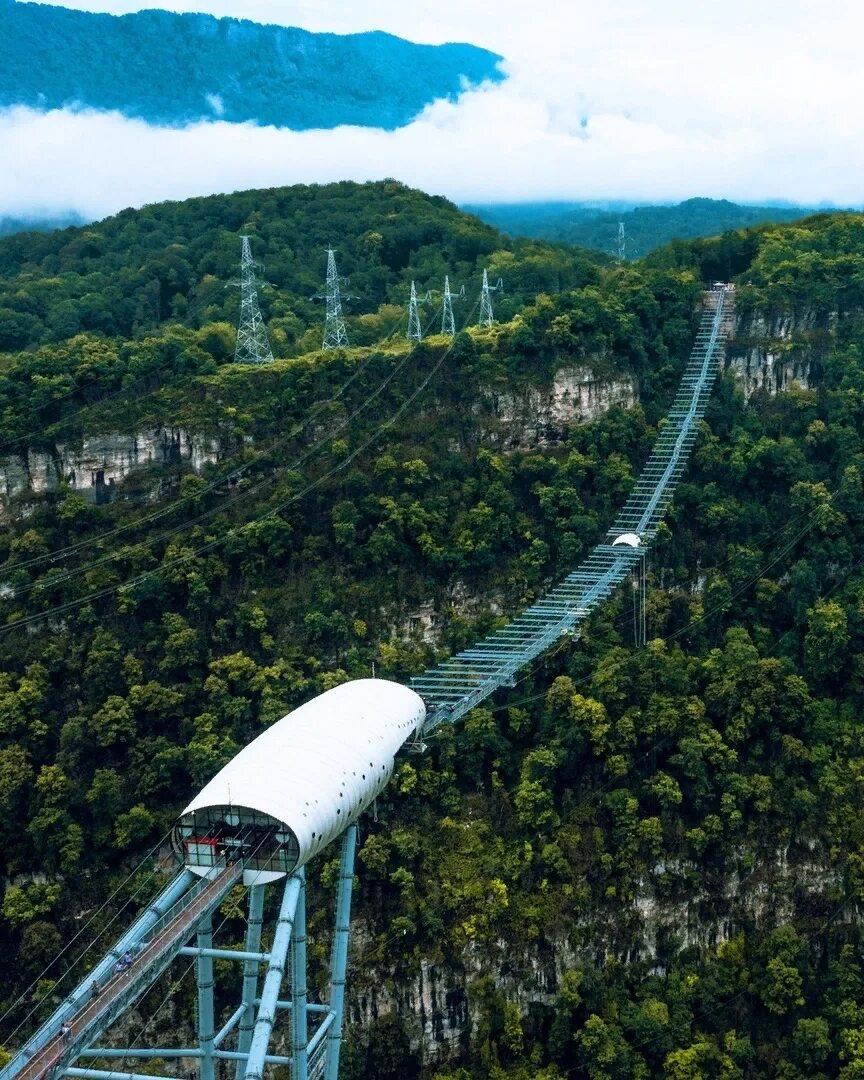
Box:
479, 268, 502, 328
322, 248, 349, 350
234, 235, 274, 364
617, 221, 626, 263
407, 281, 422, 342
442, 275, 456, 336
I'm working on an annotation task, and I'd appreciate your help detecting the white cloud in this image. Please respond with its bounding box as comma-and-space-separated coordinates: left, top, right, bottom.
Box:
205, 93, 225, 118
5, 0, 864, 217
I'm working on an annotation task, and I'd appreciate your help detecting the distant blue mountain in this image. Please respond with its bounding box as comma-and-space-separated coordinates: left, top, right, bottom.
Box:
0, 212, 86, 238
464, 197, 832, 257
0, 0, 504, 129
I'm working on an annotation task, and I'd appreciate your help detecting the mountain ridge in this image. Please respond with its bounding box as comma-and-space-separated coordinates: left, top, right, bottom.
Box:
465, 195, 846, 257
0, 1, 504, 129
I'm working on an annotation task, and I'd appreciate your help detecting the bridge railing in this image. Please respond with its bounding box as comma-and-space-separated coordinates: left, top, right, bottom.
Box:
5, 866, 242, 1080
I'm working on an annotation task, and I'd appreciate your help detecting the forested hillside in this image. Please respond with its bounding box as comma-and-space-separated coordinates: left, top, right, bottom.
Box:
0, 179, 597, 356
1, 186, 864, 1079
466, 197, 828, 258
0, 1, 502, 130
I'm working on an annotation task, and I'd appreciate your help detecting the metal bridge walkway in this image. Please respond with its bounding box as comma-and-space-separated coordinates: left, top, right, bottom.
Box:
412, 286, 734, 732
11, 865, 241, 1080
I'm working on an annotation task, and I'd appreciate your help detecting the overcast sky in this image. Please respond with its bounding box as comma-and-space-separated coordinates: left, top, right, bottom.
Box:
5, 0, 864, 219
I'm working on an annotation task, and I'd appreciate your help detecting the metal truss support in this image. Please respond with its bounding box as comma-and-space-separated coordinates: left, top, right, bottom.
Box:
196, 915, 216, 1080
325, 824, 358, 1080
243, 874, 302, 1080
407, 281, 422, 343
442, 275, 456, 337
292, 871, 308, 1080
235, 884, 266, 1080
479, 268, 494, 328
322, 248, 349, 350
234, 236, 275, 365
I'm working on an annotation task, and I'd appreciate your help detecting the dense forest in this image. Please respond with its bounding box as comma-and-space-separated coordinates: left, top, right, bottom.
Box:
0, 0, 502, 130
466, 198, 835, 259
1, 183, 864, 1079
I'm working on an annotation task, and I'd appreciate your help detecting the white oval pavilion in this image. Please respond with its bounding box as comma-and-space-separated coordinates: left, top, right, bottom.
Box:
173, 679, 426, 884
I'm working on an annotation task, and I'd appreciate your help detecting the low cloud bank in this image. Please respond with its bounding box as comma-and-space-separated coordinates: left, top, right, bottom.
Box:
4, 0, 864, 219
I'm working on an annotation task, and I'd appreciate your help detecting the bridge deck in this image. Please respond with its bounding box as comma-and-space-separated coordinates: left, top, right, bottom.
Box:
18, 865, 241, 1080
414, 287, 735, 732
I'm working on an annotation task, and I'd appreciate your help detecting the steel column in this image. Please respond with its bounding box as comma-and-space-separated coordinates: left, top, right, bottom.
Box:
243, 875, 302, 1080
292, 870, 308, 1080
325, 824, 357, 1080
234, 883, 266, 1080
196, 915, 216, 1080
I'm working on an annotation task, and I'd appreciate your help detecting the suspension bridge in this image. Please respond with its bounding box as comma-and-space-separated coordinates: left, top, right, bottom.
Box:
0, 284, 734, 1080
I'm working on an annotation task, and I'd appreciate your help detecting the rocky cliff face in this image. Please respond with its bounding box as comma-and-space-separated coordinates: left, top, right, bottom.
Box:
0, 368, 637, 512
0, 428, 219, 505
1, 310, 827, 513
345, 842, 839, 1061
485, 366, 638, 450
725, 307, 833, 395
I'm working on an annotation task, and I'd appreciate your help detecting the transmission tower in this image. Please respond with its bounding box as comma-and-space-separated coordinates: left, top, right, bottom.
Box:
479, 268, 502, 328
407, 280, 422, 342
322, 247, 349, 350
617, 221, 626, 263
442, 275, 456, 336
234, 235, 274, 364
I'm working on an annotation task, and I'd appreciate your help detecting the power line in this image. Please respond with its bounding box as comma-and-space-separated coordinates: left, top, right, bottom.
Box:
0, 300, 481, 635
2, 289, 442, 590
3, 343, 425, 602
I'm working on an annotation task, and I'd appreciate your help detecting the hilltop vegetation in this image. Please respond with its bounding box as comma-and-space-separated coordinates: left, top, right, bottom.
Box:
1, 187, 864, 1079
467, 197, 829, 258
0, 0, 502, 130
0, 178, 598, 356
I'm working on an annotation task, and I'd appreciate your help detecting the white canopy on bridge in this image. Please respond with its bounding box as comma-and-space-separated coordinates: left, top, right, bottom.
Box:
176, 679, 425, 882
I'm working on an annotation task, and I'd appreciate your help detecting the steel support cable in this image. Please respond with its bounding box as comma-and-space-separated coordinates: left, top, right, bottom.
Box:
0, 300, 481, 635
3, 337, 428, 600
0, 371, 173, 455
0, 868, 165, 1054
15, 841, 268, 1079
0, 827, 177, 1047
483, 493, 836, 718
3, 307, 422, 577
